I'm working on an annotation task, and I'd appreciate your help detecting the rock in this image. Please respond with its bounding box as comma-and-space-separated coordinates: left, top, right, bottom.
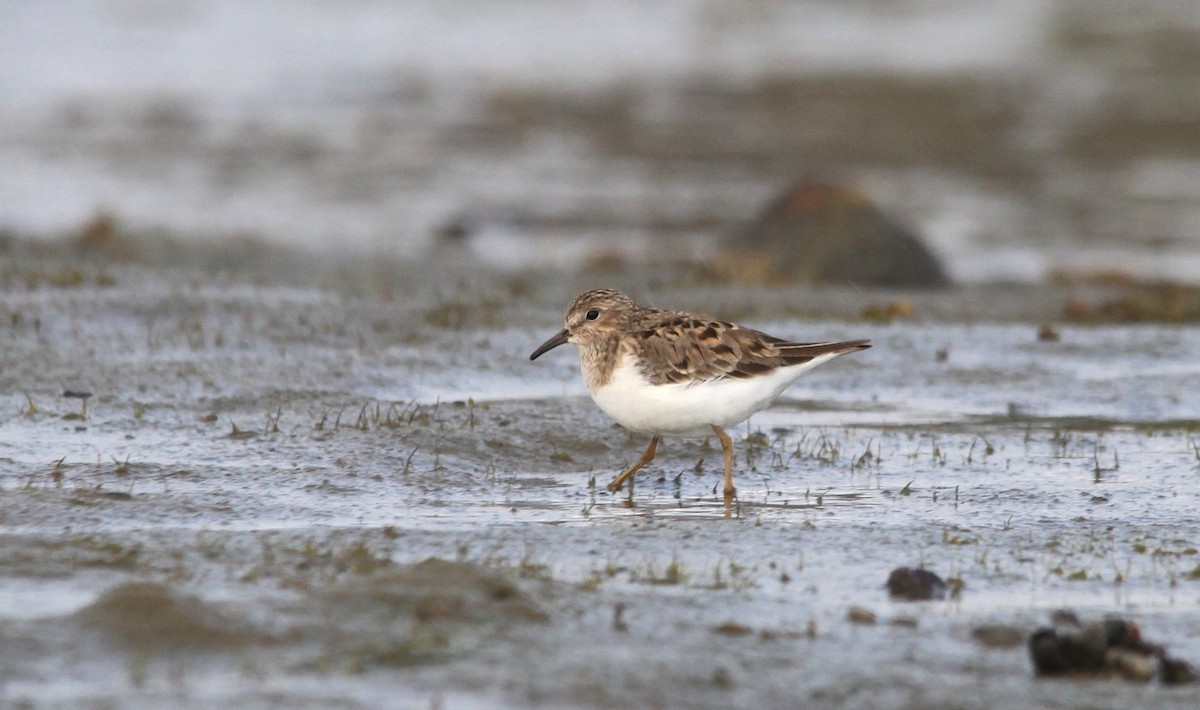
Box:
1029, 627, 1075, 676
1037, 324, 1060, 342
720, 182, 950, 287
885, 567, 949, 601
1161, 657, 1199, 685
1105, 647, 1157, 683
1029, 612, 1196, 684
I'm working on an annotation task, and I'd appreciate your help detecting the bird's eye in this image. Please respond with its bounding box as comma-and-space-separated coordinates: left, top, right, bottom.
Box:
585, 309, 600, 321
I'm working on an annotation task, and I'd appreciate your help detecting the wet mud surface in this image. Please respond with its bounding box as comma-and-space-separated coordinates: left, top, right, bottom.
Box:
4, 5, 1200, 705
2, 251, 1198, 708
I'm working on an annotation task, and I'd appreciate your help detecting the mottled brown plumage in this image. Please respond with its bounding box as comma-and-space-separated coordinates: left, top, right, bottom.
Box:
529, 288, 870, 502
537, 288, 869, 387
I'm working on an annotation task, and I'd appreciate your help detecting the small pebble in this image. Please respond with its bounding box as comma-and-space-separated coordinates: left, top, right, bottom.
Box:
712, 621, 754, 636
846, 606, 876, 625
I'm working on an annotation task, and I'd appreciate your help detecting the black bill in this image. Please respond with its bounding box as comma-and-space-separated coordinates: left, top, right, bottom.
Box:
529, 329, 570, 360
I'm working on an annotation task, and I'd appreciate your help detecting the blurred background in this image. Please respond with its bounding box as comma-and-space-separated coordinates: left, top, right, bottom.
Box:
2, 0, 1199, 284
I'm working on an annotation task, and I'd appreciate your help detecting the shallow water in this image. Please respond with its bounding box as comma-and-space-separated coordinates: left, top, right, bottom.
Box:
1, 257, 1198, 708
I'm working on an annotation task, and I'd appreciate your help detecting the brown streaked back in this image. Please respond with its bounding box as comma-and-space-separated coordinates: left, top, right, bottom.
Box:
630, 310, 870, 386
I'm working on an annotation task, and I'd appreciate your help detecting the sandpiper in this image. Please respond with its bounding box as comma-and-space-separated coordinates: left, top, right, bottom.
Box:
530, 288, 869, 501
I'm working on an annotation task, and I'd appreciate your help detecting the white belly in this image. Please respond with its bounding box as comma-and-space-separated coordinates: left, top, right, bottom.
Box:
585, 353, 839, 437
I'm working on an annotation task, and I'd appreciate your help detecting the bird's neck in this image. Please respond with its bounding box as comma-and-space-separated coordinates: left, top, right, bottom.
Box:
578, 333, 626, 391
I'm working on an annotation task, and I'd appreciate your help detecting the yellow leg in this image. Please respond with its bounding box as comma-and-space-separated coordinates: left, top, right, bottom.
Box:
608, 435, 660, 493
712, 426, 736, 501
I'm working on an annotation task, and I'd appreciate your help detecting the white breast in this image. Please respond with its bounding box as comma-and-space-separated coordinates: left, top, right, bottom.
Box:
584, 352, 842, 437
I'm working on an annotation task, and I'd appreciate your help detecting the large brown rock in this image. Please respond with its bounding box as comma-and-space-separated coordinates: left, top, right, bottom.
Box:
721, 182, 950, 287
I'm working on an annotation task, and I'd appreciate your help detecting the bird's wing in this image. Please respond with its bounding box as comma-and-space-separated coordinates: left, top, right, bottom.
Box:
632, 312, 869, 386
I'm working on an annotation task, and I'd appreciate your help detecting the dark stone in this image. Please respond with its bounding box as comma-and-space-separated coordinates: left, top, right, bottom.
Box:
723, 182, 951, 287
1104, 618, 1135, 646
1028, 621, 1108, 676
1161, 657, 1198, 685
1054, 621, 1108, 673
1029, 628, 1073, 676
1029, 612, 1195, 683
885, 566, 948, 601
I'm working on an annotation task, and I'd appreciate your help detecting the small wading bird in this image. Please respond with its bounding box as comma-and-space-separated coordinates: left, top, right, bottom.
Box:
530, 289, 869, 502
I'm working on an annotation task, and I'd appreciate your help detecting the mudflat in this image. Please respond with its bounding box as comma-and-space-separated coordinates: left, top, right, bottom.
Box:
1, 242, 1197, 708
